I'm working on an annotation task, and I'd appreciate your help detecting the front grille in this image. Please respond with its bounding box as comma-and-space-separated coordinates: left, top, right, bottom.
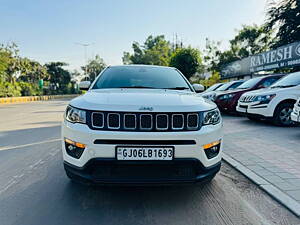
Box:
240, 95, 255, 103
89, 111, 201, 132
298, 101, 300, 107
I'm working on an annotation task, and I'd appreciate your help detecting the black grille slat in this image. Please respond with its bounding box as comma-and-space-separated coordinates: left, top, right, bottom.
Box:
108, 113, 120, 129
156, 114, 168, 130
172, 114, 184, 129
92, 112, 104, 128
90, 111, 202, 132
140, 114, 152, 130
124, 114, 136, 129
187, 114, 199, 129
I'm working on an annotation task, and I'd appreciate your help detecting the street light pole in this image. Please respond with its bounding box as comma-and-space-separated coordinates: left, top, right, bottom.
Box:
75, 42, 94, 79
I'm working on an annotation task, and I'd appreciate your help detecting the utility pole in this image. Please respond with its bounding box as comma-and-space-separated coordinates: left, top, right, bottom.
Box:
75, 42, 94, 79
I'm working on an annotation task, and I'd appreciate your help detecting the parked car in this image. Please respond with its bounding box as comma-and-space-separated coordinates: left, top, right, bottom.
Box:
215, 74, 284, 113
203, 83, 224, 93
201, 80, 245, 101
236, 71, 300, 126
291, 97, 300, 124
62, 65, 223, 185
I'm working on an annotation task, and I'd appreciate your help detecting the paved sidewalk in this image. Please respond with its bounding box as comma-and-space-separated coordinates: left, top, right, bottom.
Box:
222, 115, 300, 216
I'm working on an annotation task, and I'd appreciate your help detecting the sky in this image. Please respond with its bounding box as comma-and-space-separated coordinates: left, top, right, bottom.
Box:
0, 0, 269, 71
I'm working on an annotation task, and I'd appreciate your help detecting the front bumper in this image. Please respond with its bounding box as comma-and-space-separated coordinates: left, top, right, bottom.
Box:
64, 158, 221, 184
62, 121, 223, 168
236, 101, 273, 117
215, 99, 237, 112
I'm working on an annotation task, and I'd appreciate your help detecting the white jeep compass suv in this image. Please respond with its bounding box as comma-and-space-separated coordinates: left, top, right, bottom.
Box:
62, 65, 222, 184
237, 72, 300, 126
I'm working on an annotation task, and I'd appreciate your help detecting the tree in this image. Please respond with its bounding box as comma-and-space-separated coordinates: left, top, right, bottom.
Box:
0, 51, 9, 82
81, 55, 106, 81
45, 62, 71, 93
123, 35, 172, 66
203, 38, 222, 72
169, 47, 202, 79
230, 24, 273, 57
0, 42, 20, 83
199, 71, 222, 87
204, 25, 274, 72
266, 0, 300, 47
18, 58, 48, 83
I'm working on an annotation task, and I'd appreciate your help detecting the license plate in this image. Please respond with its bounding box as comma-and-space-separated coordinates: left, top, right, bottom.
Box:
116, 146, 174, 160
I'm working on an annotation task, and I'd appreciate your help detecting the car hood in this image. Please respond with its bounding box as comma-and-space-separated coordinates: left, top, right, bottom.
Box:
243, 86, 292, 96
70, 89, 216, 112
216, 88, 250, 96
201, 90, 225, 96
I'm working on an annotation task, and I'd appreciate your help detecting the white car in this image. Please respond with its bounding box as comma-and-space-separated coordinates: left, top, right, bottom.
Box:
237, 72, 300, 126
291, 98, 300, 124
201, 80, 245, 101
62, 65, 223, 185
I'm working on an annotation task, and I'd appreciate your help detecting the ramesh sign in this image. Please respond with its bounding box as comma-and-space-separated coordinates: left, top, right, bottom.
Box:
221, 41, 300, 78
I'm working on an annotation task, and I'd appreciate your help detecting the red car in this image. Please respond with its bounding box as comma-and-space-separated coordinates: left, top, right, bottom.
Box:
215, 74, 285, 113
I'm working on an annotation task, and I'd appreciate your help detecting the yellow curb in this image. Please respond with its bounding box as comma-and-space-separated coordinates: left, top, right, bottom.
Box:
0, 95, 79, 104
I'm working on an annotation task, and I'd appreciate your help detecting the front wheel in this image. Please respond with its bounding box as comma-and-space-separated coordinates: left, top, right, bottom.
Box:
273, 102, 294, 126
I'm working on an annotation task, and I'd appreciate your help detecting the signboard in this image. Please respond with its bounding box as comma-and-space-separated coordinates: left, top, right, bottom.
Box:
221, 41, 300, 78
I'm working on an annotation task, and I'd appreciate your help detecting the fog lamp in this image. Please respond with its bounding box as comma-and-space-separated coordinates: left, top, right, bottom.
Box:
203, 140, 221, 159
64, 138, 86, 159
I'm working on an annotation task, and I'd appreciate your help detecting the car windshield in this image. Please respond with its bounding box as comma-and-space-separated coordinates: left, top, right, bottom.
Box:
237, 77, 261, 89
270, 72, 300, 88
92, 66, 192, 91
216, 81, 242, 91
205, 83, 223, 92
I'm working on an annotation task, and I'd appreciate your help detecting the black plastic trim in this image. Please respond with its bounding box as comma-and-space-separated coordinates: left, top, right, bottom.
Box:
94, 139, 196, 145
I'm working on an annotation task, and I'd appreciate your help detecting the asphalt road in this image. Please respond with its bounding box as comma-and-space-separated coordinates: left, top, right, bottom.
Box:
0, 100, 299, 225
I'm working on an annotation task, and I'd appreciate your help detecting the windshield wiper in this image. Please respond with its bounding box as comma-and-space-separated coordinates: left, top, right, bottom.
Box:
271, 85, 296, 89
163, 87, 190, 90
119, 86, 156, 89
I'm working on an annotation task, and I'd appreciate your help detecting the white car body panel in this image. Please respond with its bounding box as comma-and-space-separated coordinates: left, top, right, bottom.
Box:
237, 86, 300, 117
291, 98, 300, 123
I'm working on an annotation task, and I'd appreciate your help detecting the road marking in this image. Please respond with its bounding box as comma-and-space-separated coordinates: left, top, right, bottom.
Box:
0, 138, 61, 151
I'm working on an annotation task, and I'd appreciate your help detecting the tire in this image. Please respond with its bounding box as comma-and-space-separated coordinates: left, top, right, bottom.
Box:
247, 115, 261, 121
273, 102, 295, 126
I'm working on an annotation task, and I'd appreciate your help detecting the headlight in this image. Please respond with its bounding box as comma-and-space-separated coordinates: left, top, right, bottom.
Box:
65, 105, 86, 123
203, 108, 221, 125
219, 93, 235, 100
203, 94, 216, 101
253, 94, 276, 104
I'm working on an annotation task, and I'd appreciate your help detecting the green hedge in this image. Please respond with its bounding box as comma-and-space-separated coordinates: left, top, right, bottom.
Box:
0, 82, 42, 97
0, 81, 79, 97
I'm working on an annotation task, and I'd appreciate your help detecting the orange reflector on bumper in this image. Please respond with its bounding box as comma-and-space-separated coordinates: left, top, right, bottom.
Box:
203, 140, 221, 149
64, 138, 86, 149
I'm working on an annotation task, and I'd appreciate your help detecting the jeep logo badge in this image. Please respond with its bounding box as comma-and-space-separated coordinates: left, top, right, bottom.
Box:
139, 106, 153, 111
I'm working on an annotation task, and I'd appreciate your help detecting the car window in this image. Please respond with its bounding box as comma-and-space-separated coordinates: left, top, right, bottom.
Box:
205, 83, 223, 92
259, 76, 282, 88
236, 77, 261, 89
270, 72, 300, 88
227, 81, 243, 90
92, 66, 192, 91
215, 82, 232, 91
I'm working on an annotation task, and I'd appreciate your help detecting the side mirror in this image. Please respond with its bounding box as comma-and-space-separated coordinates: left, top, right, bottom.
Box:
79, 81, 91, 91
257, 84, 265, 89
193, 84, 205, 93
